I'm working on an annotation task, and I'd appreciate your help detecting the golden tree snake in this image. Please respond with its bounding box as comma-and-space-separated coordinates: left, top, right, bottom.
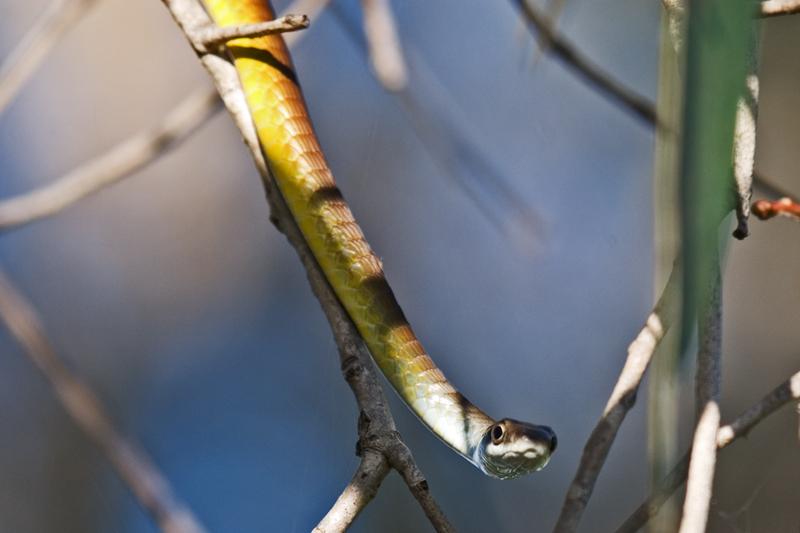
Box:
201, 0, 556, 479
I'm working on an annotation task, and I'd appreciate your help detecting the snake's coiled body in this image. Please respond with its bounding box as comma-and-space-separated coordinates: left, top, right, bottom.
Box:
201, 0, 555, 478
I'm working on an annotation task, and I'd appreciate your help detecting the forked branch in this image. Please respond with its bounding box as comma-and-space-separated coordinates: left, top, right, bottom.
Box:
616, 370, 800, 533
159, 1, 454, 530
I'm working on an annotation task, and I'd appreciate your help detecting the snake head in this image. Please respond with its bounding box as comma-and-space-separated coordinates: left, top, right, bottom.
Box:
476, 418, 557, 479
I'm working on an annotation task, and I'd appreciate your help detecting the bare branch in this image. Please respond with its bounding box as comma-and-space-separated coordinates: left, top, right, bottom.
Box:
511, 0, 657, 125
677, 402, 721, 533
679, 266, 723, 533
616, 371, 800, 533
0, 270, 207, 533
359, 0, 408, 91
511, 0, 782, 210
0, 0, 98, 114
159, 1, 454, 530
752, 196, 800, 221
283, 0, 331, 48
761, 0, 800, 17
192, 14, 309, 52
731, 27, 760, 239
313, 450, 390, 533
694, 266, 722, 417
0, 88, 220, 230
529, 0, 568, 60
731, 77, 759, 239
553, 263, 681, 533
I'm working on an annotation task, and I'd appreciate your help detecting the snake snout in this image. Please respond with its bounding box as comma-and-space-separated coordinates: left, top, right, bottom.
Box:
532, 425, 557, 453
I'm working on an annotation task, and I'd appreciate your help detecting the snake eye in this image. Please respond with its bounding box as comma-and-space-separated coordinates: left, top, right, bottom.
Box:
491, 424, 505, 444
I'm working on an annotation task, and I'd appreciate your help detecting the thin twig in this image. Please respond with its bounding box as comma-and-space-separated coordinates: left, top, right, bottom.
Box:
512, 0, 783, 206
761, 0, 800, 17
0, 270, 207, 533
0, 88, 221, 230
511, 0, 657, 125
192, 14, 309, 52
159, 1, 454, 530
752, 197, 800, 221
0, 0, 98, 114
552, 263, 681, 533
283, 0, 331, 48
359, 0, 408, 91
529, 0, 568, 61
616, 370, 800, 533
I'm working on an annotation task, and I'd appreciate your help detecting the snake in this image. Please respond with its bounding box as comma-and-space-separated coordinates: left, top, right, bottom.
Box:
201, 0, 556, 479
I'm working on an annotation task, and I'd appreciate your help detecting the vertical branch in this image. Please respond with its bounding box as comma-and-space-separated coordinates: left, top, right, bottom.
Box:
693, 265, 722, 417
677, 403, 720, 533
731, 20, 761, 240
0, 270, 207, 533
679, 265, 722, 533
0, 0, 98, 113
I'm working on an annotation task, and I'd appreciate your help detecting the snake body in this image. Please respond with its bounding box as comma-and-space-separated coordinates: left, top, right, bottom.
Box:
201, 0, 555, 478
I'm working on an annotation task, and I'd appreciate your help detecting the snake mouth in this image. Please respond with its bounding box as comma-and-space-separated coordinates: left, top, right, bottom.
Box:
502, 449, 547, 460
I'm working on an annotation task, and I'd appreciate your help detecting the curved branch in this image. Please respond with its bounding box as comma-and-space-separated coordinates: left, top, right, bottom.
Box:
553, 263, 681, 532
0, 88, 221, 230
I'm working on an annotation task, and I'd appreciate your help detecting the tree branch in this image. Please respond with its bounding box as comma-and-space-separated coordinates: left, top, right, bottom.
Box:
0, 88, 221, 230
679, 266, 722, 533
676, 402, 721, 533
761, 0, 800, 17
0, 0, 98, 114
312, 450, 390, 533
616, 370, 800, 533
694, 266, 722, 418
552, 263, 681, 533
191, 14, 309, 52
512, 0, 787, 211
158, 1, 454, 530
359, 0, 408, 91
0, 270, 207, 533
731, 74, 759, 239
752, 196, 800, 221
511, 0, 657, 125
